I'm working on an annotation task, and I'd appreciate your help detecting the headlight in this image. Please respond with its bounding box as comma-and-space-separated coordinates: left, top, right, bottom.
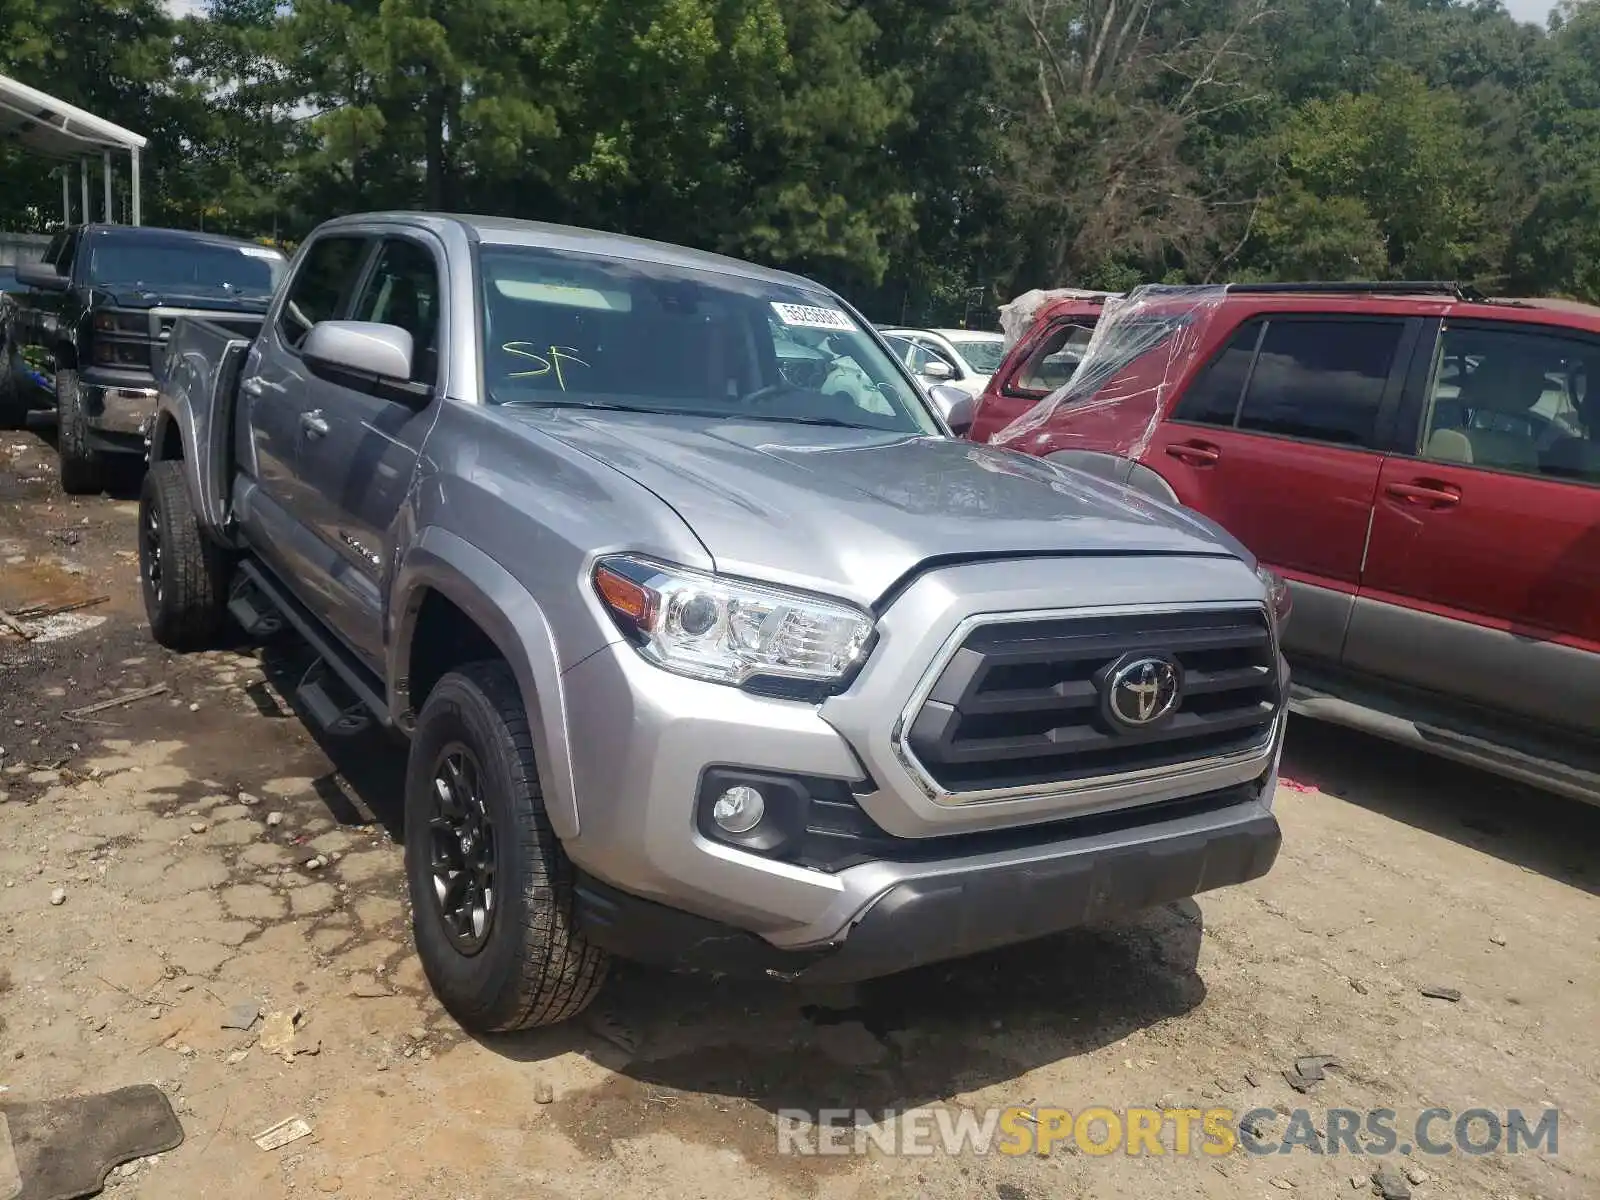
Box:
1257, 565, 1292, 632
592, 554, 875, 692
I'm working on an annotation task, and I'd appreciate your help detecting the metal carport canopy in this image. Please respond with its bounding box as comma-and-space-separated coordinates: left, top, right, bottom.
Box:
0, 72, 148, 225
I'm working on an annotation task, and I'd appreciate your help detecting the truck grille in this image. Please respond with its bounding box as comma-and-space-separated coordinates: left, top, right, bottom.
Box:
902, 606, 1279, 795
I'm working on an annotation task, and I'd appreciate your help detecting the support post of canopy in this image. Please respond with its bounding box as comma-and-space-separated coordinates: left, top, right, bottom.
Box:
61, 168, 70, 224
130, 148, 141, 226
102, 150, 112, 222
79, 159, 88, 226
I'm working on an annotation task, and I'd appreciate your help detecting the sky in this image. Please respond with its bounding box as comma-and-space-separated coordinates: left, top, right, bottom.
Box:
1503, 0, 1557, 21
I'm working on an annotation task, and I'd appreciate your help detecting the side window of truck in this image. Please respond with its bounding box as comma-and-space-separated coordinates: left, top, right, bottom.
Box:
352, 239, 441, 387
278, 235, 369, 351
53, 231, 77, 280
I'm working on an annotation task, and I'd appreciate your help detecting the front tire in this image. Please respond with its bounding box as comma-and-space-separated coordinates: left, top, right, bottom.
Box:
139, 459, 229, 649
405, 662, 608, 1032
56, 368, 106, 495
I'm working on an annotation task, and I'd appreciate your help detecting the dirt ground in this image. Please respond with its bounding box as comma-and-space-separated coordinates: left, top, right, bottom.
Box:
0, 428, 1595, 1200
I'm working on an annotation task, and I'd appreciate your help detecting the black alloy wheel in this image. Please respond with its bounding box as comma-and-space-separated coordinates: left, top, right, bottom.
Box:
428, 745, 498, 954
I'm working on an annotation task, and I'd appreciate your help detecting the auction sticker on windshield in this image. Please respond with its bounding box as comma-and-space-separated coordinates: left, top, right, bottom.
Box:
772, 302, 856, 331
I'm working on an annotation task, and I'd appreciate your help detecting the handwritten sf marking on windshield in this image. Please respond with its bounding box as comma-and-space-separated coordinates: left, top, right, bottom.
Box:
503, 343, 591, 391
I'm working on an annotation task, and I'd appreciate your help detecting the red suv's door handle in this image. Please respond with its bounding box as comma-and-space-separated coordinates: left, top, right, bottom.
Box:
1165, 440, 1221, 465
1386, 480, 1461, 507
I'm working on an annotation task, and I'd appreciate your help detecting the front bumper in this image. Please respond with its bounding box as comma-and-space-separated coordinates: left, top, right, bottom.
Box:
574, 800, 1281, 982
559, 555, 1287, 961
80, 370, 158, 441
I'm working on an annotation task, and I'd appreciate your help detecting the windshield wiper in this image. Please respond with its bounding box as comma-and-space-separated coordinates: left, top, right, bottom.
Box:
495, 395, 874, 429
734, 413, 872, 429
496, 397, 670, 415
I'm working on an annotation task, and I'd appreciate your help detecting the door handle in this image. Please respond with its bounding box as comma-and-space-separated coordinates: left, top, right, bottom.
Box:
300, 410, 328, 439
1165, 440, 1221, 465
1386, 480, 1461, 507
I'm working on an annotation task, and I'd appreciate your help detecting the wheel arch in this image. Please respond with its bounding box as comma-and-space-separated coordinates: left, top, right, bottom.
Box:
391, 527, 581, 840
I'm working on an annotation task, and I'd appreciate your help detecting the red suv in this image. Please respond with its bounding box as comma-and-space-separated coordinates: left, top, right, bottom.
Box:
970, 282, 1600, 804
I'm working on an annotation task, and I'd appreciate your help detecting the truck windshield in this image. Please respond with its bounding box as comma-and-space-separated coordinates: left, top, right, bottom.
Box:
87, 236, 286, 300
478, 245, 940, 434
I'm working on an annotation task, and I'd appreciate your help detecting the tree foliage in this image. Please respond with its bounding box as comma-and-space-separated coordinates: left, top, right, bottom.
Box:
4, 0, 1600, 319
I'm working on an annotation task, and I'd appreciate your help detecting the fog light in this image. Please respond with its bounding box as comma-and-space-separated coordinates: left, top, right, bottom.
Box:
711, 785, 765, 833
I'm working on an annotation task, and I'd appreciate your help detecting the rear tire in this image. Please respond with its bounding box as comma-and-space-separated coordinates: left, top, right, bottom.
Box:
56, 368, 106, 495
405, 661, 608, 1032
139, 459, 229, 650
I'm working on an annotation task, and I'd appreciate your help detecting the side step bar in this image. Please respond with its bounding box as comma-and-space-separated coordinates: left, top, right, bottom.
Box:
234, 560, 391, 735
1288, 681, 1600, 805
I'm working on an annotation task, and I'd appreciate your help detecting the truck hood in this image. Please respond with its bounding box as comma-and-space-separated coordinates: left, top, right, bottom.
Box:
506, 409, 1240, 607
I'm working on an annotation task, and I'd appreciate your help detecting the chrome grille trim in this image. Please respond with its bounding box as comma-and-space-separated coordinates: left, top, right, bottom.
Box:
891, 601, 1282, 807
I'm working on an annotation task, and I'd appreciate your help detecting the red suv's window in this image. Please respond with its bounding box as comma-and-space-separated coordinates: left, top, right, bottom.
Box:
1173, 321, 1262, 426
1174, 315, 1406, 448
1419, 322, 1600, 483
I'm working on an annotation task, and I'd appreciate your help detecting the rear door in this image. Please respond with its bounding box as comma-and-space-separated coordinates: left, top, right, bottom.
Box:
1349, 317, 1600, 730
1145, 312, 1422, 663
236, 231, 375, 606
295, 233, 443, 666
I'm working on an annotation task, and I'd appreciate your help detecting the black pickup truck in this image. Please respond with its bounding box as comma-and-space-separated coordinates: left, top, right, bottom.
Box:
0, 224, 286, 493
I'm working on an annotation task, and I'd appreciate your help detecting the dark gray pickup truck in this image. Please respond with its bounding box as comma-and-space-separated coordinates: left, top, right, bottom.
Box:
142, 212, 1290, 1034
0, 224, 284, 492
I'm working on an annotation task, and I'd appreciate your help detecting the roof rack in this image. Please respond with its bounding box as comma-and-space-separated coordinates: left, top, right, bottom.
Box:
1226, 280, 1484, 302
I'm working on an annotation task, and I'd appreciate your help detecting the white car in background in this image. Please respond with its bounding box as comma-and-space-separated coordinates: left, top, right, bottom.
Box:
879, 327, 1007, 398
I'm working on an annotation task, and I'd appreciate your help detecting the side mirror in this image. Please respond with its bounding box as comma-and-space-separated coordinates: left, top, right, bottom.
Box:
15, 261, 68, 292
920, 358, 954, 381
928, 383, 974, 436
303, 320, 414, 384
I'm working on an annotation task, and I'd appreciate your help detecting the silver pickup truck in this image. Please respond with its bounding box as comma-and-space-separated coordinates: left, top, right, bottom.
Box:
142, 212, 1290, 1034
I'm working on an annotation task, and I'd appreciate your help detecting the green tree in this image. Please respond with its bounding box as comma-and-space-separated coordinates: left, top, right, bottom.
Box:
1253, 67, 1501, 281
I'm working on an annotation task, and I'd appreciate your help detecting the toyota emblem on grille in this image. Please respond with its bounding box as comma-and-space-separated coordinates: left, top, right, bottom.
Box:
1103, 654, 1181, 729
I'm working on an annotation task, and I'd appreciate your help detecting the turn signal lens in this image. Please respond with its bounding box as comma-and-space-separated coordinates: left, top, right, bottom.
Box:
594, 564, 656, 628
1257, 566, 1292, 632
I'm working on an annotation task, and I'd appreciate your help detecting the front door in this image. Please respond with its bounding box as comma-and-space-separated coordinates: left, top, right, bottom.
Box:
295, 234, 443, 668
1349, 317, 1600, 730
1146, 313, 1418, 663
